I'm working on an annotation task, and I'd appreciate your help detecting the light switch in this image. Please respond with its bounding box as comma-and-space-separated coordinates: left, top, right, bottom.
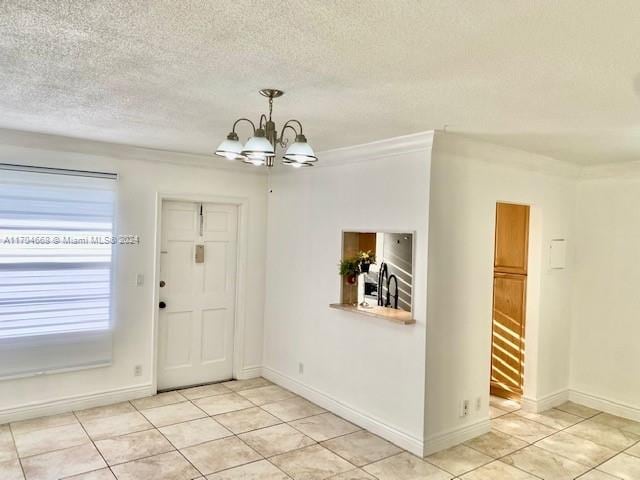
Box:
136, 273, 144, 286
195, 244, 205, 263
549, 239, 567, 269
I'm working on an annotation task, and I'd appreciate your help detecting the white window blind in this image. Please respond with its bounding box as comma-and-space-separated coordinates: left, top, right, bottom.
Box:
0, 164, 117, 378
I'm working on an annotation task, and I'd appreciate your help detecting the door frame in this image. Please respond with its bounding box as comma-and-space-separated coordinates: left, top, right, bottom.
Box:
151, 192, 249, 392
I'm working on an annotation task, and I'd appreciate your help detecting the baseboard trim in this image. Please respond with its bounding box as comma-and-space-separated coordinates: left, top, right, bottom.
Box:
569, 390, 640, 422
0, 383, 154, 425
522, 389, 569, 413
423, 418, 491, 456
237, 366, 262, 380
262, 366, 424, 456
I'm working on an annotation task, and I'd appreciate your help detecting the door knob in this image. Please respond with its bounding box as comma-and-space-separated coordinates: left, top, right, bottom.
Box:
159, 301, 166, 309
159, 280, 166, 288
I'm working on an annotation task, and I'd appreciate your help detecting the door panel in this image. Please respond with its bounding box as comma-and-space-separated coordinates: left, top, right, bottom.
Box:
494, 203, 530, 274
158, 201, 238, 389
491, 273, 526, 398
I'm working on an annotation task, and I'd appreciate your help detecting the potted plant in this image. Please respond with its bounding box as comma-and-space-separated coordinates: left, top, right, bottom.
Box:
358, 250, 376, 274
339, 256, 360, 285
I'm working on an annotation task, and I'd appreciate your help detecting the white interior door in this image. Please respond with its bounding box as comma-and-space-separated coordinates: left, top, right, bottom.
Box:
158, 201, 238, 390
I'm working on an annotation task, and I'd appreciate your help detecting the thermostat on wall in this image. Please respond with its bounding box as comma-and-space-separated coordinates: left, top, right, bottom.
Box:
549, 239, 567, 269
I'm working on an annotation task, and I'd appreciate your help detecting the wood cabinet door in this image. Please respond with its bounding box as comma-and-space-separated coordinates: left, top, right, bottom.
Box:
490, 273, 526, 399
494, 203, 530, 274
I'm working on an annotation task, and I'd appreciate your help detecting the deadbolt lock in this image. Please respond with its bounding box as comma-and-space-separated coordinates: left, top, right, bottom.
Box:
159, 280, 166, 288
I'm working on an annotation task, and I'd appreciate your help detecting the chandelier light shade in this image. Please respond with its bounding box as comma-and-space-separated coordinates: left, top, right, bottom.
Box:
214, 89, 317, 168
283, 134, 317, 163
215, 132, 246, 161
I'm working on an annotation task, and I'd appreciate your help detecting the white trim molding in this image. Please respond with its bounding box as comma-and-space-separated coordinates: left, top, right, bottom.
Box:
0, 383, 154, 425
309, 131, 434, 169
237, 366, 262, 380
521, 389, 569, 413
423, 418, 491, 456
262, 366, 424, 456
569, 390, 640, 422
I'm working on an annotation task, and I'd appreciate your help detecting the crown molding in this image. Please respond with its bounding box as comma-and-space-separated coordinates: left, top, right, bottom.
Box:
0, 127, 265, 174
314, 131, 435, 168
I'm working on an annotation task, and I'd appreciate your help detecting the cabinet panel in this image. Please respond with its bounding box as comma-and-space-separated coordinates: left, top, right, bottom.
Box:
494, 203, 530, 274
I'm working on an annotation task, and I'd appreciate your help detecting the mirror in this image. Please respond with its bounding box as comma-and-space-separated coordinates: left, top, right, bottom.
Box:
340, 231, 414, 314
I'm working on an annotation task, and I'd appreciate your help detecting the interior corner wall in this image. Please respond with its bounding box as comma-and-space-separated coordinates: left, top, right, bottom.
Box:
262, 140, 432, 455
425, 132, 576, 448
570, 174, 640, 417
0, 139, 267, 422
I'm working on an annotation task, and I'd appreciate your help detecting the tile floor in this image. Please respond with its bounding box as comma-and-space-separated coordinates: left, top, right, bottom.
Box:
1, 381, 639, 479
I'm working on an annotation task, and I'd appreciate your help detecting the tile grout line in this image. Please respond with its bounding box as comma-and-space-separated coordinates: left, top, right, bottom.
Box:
7, 423, 27, 480
70, 409, 118, 480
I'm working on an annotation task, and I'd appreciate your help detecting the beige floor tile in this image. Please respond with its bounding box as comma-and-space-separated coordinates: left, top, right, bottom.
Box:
181, 436, 261, 475
576, 470, 620, 479
14, 422, 89, 458
75, 402, 136, 423
270, 444, 354, 480
239, 423, 316, 457
237, 385, 296, 406
0, 458, 24, 480
21, 443, 106, 480
64, 468, 116, 479
131, 391, 187, 410
363, 452, 451, 480
81, 411, 152, 440
535, 431, 617, 467
193, 393, 254, 416
491, 413, 558, 443
566, 419, 640, 450
515, 408, 583, 429
110, 450, 199, 480
489, 397, 520, 413
460, 460, 537, 479
489, 406, 509, 419
140, 401, 206, 427
159, 417, 232, 449
261, 397, 326, 422
555, 401, 600, 419
289, 413, 360, 442
591, 413, 640, 435
627, 441, 640, 458
178, 383, 231, 400
223, 378, 272, 392
425, 444, 492, 476
501, 445, 590, 480
10, 412, 78, 436
464, 430, 528, 458
321, 431, 401, 467
329, 469, 375, 480
95, 429, 173, 465
0, 425, 17, 462
206, 459, 289, 479
214, 407, 281, 434
598, 453, 640, 480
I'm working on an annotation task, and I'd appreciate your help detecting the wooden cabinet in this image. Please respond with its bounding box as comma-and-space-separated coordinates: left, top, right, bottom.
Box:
491, 202, 529, 400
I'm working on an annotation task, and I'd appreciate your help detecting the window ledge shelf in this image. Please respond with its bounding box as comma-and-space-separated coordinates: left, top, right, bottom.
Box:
329, 303, 416, 325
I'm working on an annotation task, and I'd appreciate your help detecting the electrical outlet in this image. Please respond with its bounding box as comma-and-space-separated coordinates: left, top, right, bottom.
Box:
476, 396, 482, 411
136, 274, 144, 286
134, 365, 142, 376
298, 362, 304, 375
460, 399, 470, 417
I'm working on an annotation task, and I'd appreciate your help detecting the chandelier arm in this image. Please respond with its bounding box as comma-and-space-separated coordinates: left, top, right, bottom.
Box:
278, 124, 299, 147
232, 118, 256, 135
259, 114, 268, 129
284, 119, 304, 134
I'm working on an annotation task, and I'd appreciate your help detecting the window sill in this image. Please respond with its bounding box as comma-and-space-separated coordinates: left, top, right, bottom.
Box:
329, 303, 416, 325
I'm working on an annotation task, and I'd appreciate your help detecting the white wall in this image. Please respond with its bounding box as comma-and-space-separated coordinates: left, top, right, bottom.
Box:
425, 132, 576, 452
262, 133, 433, 454
0, 131, 267, 422
570, 173, 640, 418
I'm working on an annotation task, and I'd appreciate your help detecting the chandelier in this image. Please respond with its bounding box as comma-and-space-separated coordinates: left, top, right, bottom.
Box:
215, 89, 317, 168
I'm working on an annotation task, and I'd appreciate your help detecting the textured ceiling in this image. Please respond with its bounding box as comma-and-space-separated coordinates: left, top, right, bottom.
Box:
1, 0, 639, 165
